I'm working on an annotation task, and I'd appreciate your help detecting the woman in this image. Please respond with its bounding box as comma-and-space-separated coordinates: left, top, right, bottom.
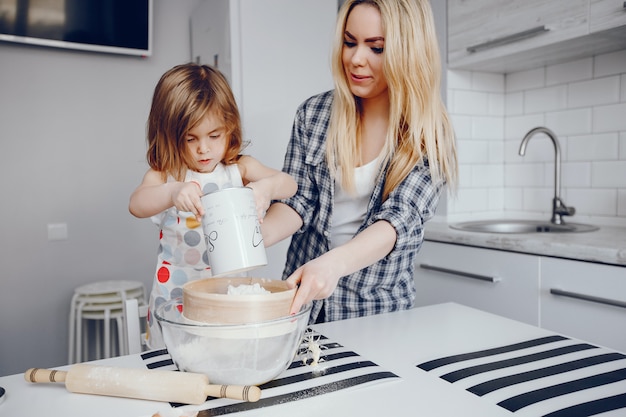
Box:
262, 0, 457, 323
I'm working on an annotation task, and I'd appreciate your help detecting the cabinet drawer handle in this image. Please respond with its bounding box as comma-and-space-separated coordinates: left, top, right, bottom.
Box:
550, 288, 626, 309
466, 25, 550, 53
419, 264, 500, 283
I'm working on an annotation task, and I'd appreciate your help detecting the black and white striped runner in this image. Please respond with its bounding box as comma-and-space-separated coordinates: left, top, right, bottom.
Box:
417, 335, 626, 417
141, 329, 399, 415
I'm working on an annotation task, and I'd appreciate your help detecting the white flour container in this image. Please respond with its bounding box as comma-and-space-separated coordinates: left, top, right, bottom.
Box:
200, 187, 267, 276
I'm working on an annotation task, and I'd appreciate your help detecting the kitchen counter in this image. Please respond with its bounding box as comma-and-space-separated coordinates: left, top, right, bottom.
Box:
2, 303, 626, 416
423, 219, 626, 267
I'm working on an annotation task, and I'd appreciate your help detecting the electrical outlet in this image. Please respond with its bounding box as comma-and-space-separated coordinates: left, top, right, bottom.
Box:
48, 223, 68, 241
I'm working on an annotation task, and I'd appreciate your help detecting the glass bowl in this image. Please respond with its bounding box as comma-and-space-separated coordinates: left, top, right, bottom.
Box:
155, 298, 311, 386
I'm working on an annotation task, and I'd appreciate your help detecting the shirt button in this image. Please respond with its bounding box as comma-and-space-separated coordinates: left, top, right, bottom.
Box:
323, 231, 329, 236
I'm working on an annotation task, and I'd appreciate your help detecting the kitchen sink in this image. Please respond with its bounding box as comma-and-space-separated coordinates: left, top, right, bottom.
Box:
450, 219, 599, 234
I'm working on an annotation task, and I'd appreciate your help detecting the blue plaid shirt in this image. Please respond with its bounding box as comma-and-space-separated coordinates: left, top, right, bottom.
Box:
280, 90, 443, 323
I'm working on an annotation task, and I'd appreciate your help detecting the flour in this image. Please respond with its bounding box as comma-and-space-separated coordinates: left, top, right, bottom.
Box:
226, 283, 271, 295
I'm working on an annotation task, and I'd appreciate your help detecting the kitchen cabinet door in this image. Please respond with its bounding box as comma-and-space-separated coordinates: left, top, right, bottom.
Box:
540, 257, 626, 353
590, 0, 626, 33
448, 0, 589, 70
414, 241, 539, 325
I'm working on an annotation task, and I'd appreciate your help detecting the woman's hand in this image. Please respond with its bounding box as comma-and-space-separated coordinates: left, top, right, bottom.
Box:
285, 253, 343, 315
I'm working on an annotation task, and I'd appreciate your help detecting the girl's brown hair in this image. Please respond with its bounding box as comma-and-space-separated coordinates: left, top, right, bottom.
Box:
146, 63, 243, 181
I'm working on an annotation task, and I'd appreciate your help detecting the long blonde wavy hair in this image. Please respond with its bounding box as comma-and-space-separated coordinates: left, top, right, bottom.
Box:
327, 0, 457, 200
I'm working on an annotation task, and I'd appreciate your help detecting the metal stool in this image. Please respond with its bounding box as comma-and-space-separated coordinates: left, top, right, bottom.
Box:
68, 280, 145, 364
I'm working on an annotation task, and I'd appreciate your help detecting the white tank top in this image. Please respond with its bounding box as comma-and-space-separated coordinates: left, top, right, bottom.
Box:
330, 157, 380, 249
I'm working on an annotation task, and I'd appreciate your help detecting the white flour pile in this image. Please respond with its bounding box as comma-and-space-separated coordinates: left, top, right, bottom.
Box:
227, 283, 271, 295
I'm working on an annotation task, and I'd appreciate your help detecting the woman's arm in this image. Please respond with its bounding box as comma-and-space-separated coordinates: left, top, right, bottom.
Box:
286, 220, 396, 315
129, 169, 204, 219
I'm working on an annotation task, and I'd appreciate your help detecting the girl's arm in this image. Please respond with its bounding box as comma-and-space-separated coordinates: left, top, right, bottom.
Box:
237, 156, 298, 220
129, 169, 204, 219
285, 220, 396, 315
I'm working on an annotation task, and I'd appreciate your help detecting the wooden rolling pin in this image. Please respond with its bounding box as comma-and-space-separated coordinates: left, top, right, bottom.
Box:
24, 365, 261, 404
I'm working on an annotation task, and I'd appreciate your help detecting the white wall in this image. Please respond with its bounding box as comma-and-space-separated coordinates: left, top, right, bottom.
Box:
0, 0, 202, 376
446, 50, 626, 226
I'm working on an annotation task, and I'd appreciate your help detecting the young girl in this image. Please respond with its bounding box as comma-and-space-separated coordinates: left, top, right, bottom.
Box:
262, 0, 457, 323
130, 63, 297, 348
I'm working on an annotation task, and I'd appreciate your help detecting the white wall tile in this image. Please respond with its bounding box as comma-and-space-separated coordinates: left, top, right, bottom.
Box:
593, 103, 626, 132
568, 133, 619, 161
620, 132, 626, 159
472, 164, 504, 187
522, 187, 553, 213
488, 93, 505, 116
545, 108, 592, 136
561, 162, 591, 187
457, 164, 473, 188
448, 188, 490, 213
504, 114, 545, 140
546, 57, 592, 86
452, 90, 490, 115
524, 85, 567, 113
506, 67, 545, 92
567, 189, 617, 216
594, 50, 626, 78
447, 69, 472, 90
618, 190, 626, 216
505, 163, 545, 187
568, 76, 620, 108
621, 74, 626, 101
472, 72, 505, 93
488, 140, 504, 164
592, 161, 626, 188
503, 188, 523, 211
505, 92, 524, 116
457, 139, 490, 164
472, 116, 504, 140
488, 188, 504, 211
451, 114, 472, 139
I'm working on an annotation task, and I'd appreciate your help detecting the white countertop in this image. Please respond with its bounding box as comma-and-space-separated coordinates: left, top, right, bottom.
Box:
424, 219, 626, 267
2, 303, 626, 416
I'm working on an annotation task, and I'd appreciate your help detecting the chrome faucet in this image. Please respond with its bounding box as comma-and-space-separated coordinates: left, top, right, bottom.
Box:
519, 127, 575, 225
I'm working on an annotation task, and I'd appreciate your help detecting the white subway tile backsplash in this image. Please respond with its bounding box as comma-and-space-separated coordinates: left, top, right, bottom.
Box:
618, 190, 626, 216
561, 162, 591, 187
447, 49, 625, 223
593, 103, 626, 133
452, 90, 490, 115
504, 114, 545, 140
568, 77, 620, 108
594, 50, 626, 78
567, 189, 617, 216
522, 187, 553, 213
506, 67, 545, 92
457, 139, 490, 164
545, 108, 592, 136
546, 58, 592, 86
505, 163, 545, 187
472, 116, 504, 140
525, 85, 567, 113
472, 164, 504, 187
472, 72, 505, 93
505, 92, 523, 116
447, 69, 473, 90
568, 133, 619, 161
592, 161, 626, 188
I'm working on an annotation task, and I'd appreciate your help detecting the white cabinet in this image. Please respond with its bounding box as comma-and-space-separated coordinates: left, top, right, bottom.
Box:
416, 240, 626, 353
414, 241, 540, 325
540, 257, 626, 352
447, 0, 626, 72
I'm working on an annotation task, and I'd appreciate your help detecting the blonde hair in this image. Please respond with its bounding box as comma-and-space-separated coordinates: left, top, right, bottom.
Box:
327, 0, 457, 199
146, 63, 243, 181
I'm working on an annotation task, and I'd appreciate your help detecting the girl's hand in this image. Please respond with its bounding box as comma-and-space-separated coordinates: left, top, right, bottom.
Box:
246, 180, 272, 223
169, 181, 204, 219
285, 256, 342, 315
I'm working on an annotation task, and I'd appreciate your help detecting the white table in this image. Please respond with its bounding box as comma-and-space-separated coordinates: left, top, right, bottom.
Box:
1, 303, 625, 417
